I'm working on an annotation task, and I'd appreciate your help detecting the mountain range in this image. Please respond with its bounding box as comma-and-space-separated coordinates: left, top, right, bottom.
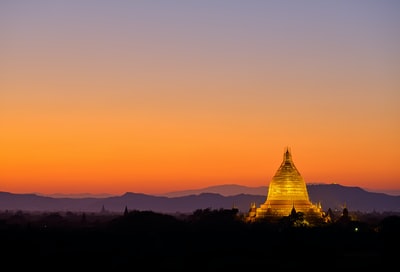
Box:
0, 183, 399, 214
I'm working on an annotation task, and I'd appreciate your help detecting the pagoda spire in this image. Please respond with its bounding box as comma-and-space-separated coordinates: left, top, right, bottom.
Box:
284, 146, 292, 162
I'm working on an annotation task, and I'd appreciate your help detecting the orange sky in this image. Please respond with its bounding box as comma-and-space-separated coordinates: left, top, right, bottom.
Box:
1, 1, 399, 195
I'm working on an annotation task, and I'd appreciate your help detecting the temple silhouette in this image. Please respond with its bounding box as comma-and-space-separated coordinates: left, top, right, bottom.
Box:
247, 147, 325, 224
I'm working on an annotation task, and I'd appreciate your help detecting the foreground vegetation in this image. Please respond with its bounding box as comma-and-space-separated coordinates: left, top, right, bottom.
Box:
0, 208, 399, 269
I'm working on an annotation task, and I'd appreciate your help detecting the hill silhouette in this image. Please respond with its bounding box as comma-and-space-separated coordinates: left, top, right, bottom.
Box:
0, 184, 399, 213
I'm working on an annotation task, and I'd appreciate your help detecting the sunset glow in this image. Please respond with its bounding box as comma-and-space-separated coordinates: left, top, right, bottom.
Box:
1, 1, 399, 195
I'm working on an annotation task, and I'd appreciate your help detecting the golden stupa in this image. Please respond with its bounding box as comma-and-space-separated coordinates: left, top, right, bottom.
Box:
252, 147, 324, 223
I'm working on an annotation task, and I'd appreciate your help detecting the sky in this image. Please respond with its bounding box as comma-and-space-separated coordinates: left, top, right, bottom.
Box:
1, 0, 399, 196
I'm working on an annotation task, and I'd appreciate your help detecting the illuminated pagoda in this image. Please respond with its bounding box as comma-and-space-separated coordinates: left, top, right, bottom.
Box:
250, 147, 324, 224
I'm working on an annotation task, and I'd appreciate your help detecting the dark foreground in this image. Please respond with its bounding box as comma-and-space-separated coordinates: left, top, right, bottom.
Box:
0, 209, 399, 270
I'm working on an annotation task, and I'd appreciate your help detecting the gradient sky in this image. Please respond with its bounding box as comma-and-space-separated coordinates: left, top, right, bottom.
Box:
1, 0, 399, 196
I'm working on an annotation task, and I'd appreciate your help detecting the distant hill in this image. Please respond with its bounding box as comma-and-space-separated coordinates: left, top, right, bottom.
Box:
36, 193, 114, 198
0, 184, 399, 214
160, 183, 269, 197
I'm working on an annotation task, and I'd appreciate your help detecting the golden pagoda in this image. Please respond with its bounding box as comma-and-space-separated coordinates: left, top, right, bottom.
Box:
252, 147, 324, 223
